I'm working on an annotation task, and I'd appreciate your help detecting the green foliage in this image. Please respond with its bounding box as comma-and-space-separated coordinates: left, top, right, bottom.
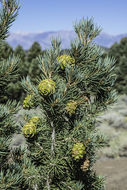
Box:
0, 1, 21, 189
109, 37, 127, 94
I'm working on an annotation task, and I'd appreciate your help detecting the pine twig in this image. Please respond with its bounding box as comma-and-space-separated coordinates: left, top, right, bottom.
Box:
33, 184, 38, 190
47, 175, 51, 190
51, 121, 55, 156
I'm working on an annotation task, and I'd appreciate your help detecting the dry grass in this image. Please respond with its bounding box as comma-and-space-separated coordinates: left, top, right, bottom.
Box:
97, 95, 127, 158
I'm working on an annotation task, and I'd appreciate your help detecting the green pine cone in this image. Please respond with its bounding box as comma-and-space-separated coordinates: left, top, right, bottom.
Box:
65, 100, 77, 115
57, 54, 75, 69
29, 116, 40, 125
22, 122, 36, 138
38, 79, 56, 96
72, 142, 86, 160
23, 94, 34, 109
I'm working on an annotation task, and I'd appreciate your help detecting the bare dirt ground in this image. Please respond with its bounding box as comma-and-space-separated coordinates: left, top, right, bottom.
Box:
96, 157, 127, 190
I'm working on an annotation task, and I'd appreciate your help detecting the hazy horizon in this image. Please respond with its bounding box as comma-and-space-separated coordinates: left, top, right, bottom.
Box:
9, 30, 127, 37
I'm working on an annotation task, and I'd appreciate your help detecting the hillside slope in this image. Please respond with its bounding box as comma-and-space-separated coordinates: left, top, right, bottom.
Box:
7, 31, 127, 49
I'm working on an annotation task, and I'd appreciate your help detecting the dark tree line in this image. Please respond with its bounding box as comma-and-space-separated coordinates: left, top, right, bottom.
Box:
0, 41, 43, 102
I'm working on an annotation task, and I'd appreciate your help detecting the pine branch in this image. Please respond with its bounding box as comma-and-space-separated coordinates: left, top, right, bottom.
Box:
0, 0, 20, 41
0, 55, 20, 89
74, 17, 102, 46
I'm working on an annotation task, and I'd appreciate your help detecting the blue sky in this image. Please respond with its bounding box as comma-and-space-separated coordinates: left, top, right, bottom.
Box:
10, 0, 127, 35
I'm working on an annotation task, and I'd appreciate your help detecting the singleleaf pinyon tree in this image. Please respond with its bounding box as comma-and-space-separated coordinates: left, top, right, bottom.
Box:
20, 18, 117, 189
0, 1, 117, 188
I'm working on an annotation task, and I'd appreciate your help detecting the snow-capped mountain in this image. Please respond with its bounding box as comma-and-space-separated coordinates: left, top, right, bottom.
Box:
6, 30, 127, 50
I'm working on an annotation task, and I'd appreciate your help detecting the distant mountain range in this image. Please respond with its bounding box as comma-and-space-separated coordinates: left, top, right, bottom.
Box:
6, 30, 127, 50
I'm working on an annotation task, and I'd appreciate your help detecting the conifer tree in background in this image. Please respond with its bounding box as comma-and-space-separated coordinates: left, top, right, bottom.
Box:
7, 45, 27, 102
0, 41, 13, 60
0, 0, 21, 188
109, 37, 127, 94
27, 41, 42, 62
20, 18, 117, 189
26, 41, 42, 84
14, 45, 26, 62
